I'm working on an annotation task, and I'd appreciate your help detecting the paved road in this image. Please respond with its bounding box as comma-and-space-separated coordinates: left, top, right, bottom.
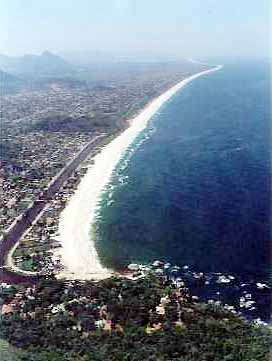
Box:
0, 134, 108, 285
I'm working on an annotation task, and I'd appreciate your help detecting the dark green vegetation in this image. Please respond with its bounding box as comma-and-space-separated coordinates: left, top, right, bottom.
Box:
33, 113, 123, 134
0, 276, 270, 361
0, 338, 22, 361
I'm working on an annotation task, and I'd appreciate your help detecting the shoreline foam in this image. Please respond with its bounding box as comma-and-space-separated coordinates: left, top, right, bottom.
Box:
57, 65, 222, 280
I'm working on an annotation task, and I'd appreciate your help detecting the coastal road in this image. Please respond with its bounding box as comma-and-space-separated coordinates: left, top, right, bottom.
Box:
0, 133, 109, 285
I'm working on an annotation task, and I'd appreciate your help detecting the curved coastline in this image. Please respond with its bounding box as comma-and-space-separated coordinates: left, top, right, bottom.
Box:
57, 65, 223, 280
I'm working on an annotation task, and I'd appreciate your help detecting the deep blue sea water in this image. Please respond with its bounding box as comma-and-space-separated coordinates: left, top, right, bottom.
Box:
95, 62, 271, 321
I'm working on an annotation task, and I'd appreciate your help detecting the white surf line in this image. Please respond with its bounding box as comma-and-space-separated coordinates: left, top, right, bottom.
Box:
57, 65, 223, 280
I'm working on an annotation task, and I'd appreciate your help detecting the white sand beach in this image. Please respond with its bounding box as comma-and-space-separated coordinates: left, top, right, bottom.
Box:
57, 65, 222, 280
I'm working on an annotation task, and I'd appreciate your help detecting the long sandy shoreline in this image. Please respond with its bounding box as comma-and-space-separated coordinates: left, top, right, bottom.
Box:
57, 65, 223, 280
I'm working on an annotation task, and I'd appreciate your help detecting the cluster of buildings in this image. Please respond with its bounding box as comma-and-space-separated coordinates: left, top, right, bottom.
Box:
0, 265, 190, 336
0, 129, 92, 236
2, 67, 193, 125
0, 63, 206, 271
12, 160, 92, 275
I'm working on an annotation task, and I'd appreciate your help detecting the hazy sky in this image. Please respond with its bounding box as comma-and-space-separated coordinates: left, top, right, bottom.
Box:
0, 0, 270, 60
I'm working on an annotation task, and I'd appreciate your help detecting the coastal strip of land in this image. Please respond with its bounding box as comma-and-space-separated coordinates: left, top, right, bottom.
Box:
0, 134, 109, 284
57, 65, 223, 280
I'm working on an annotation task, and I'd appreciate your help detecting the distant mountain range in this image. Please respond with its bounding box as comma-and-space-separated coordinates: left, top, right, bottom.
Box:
0, 69, 26, 94
0, 50, 191, 94
0, 69, 19, 82
0, 51, 75, 79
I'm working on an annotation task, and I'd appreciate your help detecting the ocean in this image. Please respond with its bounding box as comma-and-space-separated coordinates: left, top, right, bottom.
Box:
94, 62, 271, 321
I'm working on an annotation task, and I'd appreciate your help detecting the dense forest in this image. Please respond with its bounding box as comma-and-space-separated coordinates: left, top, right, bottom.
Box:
33, 113, 122, 133
0, 274, 270, 361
